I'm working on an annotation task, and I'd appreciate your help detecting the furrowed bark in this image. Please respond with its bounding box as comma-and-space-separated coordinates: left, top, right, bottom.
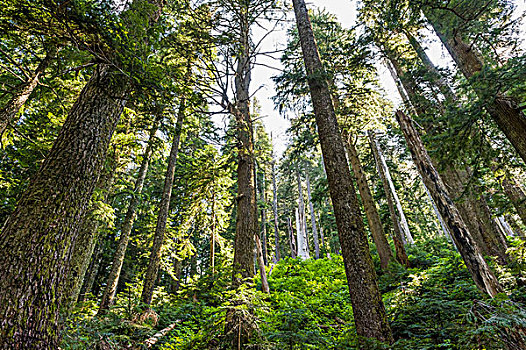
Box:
369, 132, 410, 268
396, 110, 502, 297
141, 103, 185, 307
0, 64, 130, 349
292, 0, 392, 342
345, 137, 393, 269
99, 124, 158, 313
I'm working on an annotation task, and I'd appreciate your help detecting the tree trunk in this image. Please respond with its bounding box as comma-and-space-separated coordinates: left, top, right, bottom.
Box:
306, 173, 320, 259
296, 168, 310, 259
292, 0, 393, 343
255, 234, 270, 293
426, 17, 526, 164
140, 103, 185, 307
386, 52, 509, 262
287, 216, 297, 258
396, 110, 502, 297
0, 47, 55, 135
422, 180, 452, 240
499, 170, 526, 227
230, 11, 257, 286
271, 160, 281, 261
99, 124, 157, 312
258, 167, 269, 265
345, 137, 393, 269
78, 240, 104, 302
368, 132, 411, 268
0, 64, 131, 348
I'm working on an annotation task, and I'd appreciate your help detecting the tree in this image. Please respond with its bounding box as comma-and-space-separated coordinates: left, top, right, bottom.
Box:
291, 0, 392, 343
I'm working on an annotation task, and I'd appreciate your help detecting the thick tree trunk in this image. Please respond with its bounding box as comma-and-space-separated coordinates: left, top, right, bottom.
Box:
345, 137, 393, 269
368, 132, 411, 268
0, 47, 55, 135
427, 17, 526, 164
396, 110, 502, 297
287, 216, 297, 258
99, 125, 157, 312
231, 12, 257, 286
306, 173, 320, 259
296, 168, 310, 259
292, 0, 392, 343
0, 64, 130, 348
271, 160, 281, 261
140, 104, 185, 307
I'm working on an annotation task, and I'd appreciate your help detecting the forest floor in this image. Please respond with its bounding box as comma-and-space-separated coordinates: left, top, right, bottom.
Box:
63, 238, 526, 349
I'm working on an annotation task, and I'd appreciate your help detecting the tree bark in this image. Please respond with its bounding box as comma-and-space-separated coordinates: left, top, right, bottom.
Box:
296, 168, 310, 259
292, 0, 392, 343
258, 166, 269, 265
396, 110, 502, 297
368, 132, 411, 268
499, 170, 526, 227
255, 234, 270, 293
230, 9, 257, 286
78, 240, 103, 302
345, 137, 393, 269
427, 16, 526, 164
99, 124, 157, 313
287, 216, 297, 258
386, 52, 509, 263
0, 64, 130, 348
271, 160, 281, 261
306, 173, 320, 259
0, 47, 55, 135
140, 103, 185, 307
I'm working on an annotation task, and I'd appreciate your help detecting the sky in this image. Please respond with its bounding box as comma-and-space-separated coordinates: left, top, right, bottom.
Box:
249, 0, 526, 158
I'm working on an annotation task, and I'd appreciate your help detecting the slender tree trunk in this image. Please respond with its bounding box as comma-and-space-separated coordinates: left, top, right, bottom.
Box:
99, 125, 157, 312
140, 103, 185, 307
345, 137, 393, 269
287, 216, 297, 258
79, 240, 104, 302
369, 132, 411, 268
255, 234, 270, 293
0, 47, 55, 135
296, 168, 310, 259
271, 160, 281, 261
422, 180, 452, 240
426, 17, 526, 164
292, 0, 392, 342
211, 190, 216, 275
506, 214, 525, 237
306, 173, 320, 259
396, 110, 502, 297
259, 168, 269, 265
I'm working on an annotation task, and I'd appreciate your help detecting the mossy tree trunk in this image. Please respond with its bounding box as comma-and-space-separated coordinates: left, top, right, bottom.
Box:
292, 0, 393, 343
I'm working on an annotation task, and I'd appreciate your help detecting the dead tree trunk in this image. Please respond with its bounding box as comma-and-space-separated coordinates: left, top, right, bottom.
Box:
271, 160, 281, 261
296, 167, 310, 259
396, 110, 502, 297
369, 132, 411, 268
306, 173, 320, 259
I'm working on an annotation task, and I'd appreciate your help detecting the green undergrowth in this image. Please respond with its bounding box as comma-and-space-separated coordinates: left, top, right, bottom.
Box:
62, 238, 526, 349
